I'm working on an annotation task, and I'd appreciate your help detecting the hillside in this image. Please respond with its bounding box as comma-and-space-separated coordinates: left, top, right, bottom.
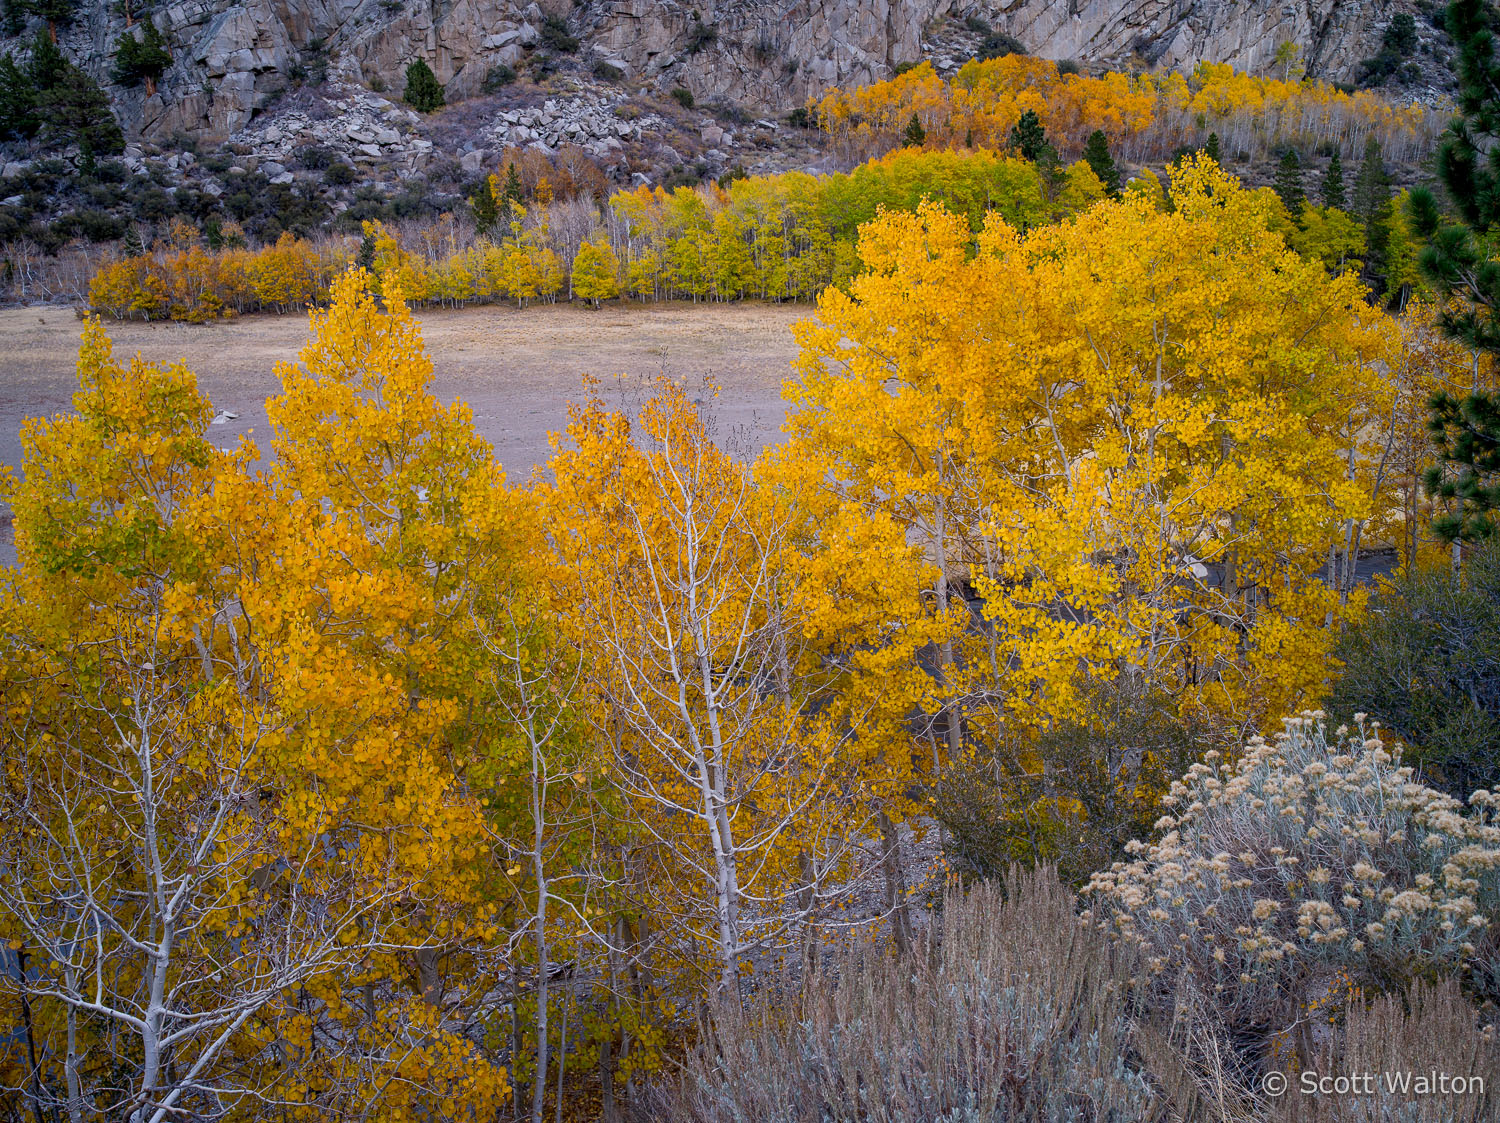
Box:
0, 0, 1457, 145
0, 0, 1457, 290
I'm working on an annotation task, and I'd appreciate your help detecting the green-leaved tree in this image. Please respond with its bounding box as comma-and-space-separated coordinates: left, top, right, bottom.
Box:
404, 58, 445, 112
1322, 150, 1346, 209
1082, 129, 1120, 198
1273, 147, 1306, 215
1406, 0, 1500, 543
1008, 108, 1048, 162
113, 18, 172, 94
903, 112, 926, 148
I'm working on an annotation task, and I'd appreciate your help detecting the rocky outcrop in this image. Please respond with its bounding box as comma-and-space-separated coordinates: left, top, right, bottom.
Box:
4, 0, 1427, 143
596, 1, 1432, 110
983, 0, 1397, 80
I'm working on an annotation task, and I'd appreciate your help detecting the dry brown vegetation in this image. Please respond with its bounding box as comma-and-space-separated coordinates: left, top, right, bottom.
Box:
0, 301, 802, 483
670, 866, 1500, 1123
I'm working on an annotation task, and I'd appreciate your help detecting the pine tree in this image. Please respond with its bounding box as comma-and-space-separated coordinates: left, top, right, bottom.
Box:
1008, 109, 1048, 162
903, 112, 925, 148
1203, 131, 1222, 163
0, 54, 37, 139
356, 230, 376, 271
1082, 129, 1120, 198
122, 222, 144, 256
33, 48, 124, 156
1425, 393, 1500, 543
1408, 0, 1500, 351
27, 28, 66, 90
403, 58, 445, 113
1273, 147, 1306, 215
471, 178, 498, 237
28, 0, 74, 40
1353, 135, 1393, 289
41, 69, 125, 154
497, 162, 523, 228
1322, 150, 1346, 210
1352, 136, 1391, 227
1406, 0, 1500, 543
113, 18, 171, 94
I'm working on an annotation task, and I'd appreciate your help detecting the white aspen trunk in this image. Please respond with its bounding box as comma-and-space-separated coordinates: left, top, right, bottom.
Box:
529, 713, 550, 1123
932, 484, 961, 763
65, 993, 83, 1123
139, 721, 170, 1115
693, 729, 741, 997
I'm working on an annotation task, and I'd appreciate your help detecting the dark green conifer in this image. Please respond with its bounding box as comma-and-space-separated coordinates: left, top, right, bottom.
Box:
1008, 108, 1048, 161
1322, 150, 1346, 209
403, 58, 445, 112
471, 178, 498, 236
903, 112, 926, 148
1406, 0, 1500, 542
1082, 129, 1120, 197
1273, 147, 1306, 215
113, 18, 172, 91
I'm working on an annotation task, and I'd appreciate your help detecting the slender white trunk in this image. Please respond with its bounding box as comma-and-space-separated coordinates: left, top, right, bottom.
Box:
65, 975, 83, 1123
529, 714, 549, 1123
932, 485, 961, 763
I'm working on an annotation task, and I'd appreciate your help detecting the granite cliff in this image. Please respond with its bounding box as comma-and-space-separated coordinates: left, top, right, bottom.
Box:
3, 0, 1435, 143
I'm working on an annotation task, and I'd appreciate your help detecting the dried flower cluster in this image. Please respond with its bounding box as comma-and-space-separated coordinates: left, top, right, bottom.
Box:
1085, 713, 1500, 1021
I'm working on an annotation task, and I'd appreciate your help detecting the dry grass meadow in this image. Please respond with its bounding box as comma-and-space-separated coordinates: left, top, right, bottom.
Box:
0, 300, 808, 561
0, 300, 807, 478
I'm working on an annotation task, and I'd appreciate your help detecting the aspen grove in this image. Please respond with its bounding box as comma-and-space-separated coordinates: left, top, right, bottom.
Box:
1, 154, 1493, 1122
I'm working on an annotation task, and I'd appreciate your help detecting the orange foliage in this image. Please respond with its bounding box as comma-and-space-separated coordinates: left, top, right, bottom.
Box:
88, 233, 342, 322
815, 58, 1440, 165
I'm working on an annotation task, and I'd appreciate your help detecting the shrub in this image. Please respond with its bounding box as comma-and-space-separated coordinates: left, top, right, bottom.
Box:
75, 208, 123, 242
937, 676, 1216, 886
670, 867, 1161, 1122
483, 63, 516, 92
527, 51, 558, 79
1085, 714, 1500, 1038
1357, 12, 1420, 87
324, 162, 356, 186
297, 144, 334, 171
540, 15, 578, 53
403, 59, 445, 112
685, 19, 718, 54
786, 105, 814, 128
1329, 544, 1500, 799
670, 86, 694, 109
1276, 979, 1500, 1123
978, 31, 1026, 60
751, 31, 779, 65
593, 60, 623, 82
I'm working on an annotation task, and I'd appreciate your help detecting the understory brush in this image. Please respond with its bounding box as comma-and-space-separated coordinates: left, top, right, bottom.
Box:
670, 867, 1160, 1122
673, 718, 1500, 1121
